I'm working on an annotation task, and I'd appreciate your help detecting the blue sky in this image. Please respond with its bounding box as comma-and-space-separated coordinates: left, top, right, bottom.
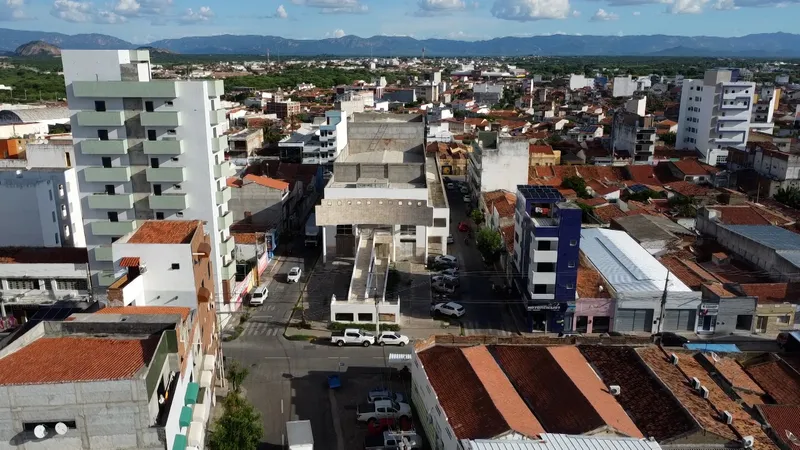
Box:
0, 0, 797, 44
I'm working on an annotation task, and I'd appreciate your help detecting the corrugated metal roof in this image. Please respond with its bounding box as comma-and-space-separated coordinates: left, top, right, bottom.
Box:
721, 224, 800, 251
462, 433, 663, 450
580, 228, 692, 293
0, 107, 70, 124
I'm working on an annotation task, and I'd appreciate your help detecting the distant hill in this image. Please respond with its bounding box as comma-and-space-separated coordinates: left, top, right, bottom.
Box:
1, 28, 799, 56
14, 40, 61, 57
136, 46, 176, 55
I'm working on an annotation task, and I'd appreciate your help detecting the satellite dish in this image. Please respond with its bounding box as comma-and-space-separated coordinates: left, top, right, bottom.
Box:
711, 352, 720, 363
786, 430, 800, 446
55, 422, 68, 435
33, 425, 46, 439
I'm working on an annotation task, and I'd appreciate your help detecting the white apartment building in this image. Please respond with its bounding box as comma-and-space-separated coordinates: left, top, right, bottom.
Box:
751, 85, 777, 135
676, 69, 756, 166
568, 74, 594, 91
0, 141, 86, 247
468, 132, 529, 198
278, 110, 348, 165
61, 50, 236, 306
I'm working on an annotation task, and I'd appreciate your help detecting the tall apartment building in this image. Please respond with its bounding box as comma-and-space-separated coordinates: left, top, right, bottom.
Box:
278, 110, 348, 165
751, 85, 778, 135
676, 69, 756, 166
512, 186, 581, 333
61, 50, 236, 307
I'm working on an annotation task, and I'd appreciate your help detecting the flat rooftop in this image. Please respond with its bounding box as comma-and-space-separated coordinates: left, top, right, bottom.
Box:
0, 247, 88, 264
342, 149, 425, 164
123, 220, 200, 245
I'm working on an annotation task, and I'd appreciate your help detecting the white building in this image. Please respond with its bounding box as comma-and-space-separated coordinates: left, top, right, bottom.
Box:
61, 50, 236, 308
568, 74, 594, 91
472, 83, 504, 106
612, 76, 636, 98
751, 85, 777, 134
278, 110, 348, 165
676, 69, 756, 166
468, 132, 529, 197
0, 141, 86, 247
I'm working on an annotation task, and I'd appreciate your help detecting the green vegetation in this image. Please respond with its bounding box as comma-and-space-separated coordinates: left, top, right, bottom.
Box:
776, 186, 800, 209
476, 227, 503, 265
470, 209, 485, 225
328, 322, 401, 332
661, 132, 677, 146
668, 195, 696, 217
577, 203, 596, 223
208, 361, 263, 450
626, 189, 664, 202
562, 176, 591, 199
0, 67, 66, 102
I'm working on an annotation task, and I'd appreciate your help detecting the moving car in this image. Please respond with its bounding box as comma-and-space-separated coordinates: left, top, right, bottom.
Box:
356, 400, 412, 423
249, 285, 268, 306
447, 234, 454, 244
376, 331, 410, 346
431, 302, 465, 318
330, 328, 375, 347
654, 331, 690, 347
458, 221, 469, 232
287, 266, 302, 283
368, 389, 405, 403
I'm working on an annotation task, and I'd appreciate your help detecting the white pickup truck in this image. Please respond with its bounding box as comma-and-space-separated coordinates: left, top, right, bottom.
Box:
330, 328, 375, 347
356, 400, 412, 423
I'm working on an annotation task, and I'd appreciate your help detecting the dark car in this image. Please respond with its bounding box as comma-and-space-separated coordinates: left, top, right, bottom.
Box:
654, 332, 690, 347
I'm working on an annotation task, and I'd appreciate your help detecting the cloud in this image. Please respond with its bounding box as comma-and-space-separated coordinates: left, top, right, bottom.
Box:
325, 28, 346, 38
571, 9, 581, 14
51, 0, 96, 22
0, 0, 29, 20
179, 5, 213, 23
491, 0, 572, 20
668, 0, 707, 13
590, 7, 618, 18
414, 0, 468, 14
291, 0, 368, 13
275, 4, 288, 17
632, 9, 640, 13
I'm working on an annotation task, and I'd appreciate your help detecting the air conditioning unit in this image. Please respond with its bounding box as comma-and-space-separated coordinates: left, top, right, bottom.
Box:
140, 264, 148, 274
670, 353, 679, 365
700, 386, 709, 399
742, 436, 754, 448
691, 377, 701, 390
722, 411, 733, 424
609, 385, 621, 396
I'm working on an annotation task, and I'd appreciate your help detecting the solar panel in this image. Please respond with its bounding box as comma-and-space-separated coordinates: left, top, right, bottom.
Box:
628, 184, 650, 193
517, 185, 564, 202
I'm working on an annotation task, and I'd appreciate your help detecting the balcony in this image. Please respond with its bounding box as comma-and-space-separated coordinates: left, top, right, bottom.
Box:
146, 167, 186, 183
88, 193, 134, 210
84, 167, 131, 183
81, 139, 128, 155
140, 111, 181, 127
221, 260, 236, 280
721, 102, 750, 110
207, 80, 224, 98
209, 109, 226, 125
531, 250, 558, 263
76, 111, 125, 127
143, 140, 184, 155
71, 81, 177, 98
97, 271, 119, 287
214, 161, 233, 179
148, 194, 188, 210
216, 186, 231, 205
530, 271, 556, 285
94, 246, 114, 262
219, 236, 235, 256
91, 220, 137, 236
218, 211, 233, 231
211, 136, 228, 153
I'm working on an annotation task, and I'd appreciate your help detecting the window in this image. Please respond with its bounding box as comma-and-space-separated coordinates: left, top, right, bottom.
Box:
336, 225, 353, 235
538, 241, 552, 250
105, 184, 115, 195
107, 211, 118, 222
515, 232, 520, 243
48, 189, 53, 201
777, 315, 791, 325
736, 315, 753, 331
156, 212, 165, 220
55, 279, 88, 290
568, 261, 576, 268
145, 101, 154, 112
150, 157, 159, 168
7, 278, 40, 290
399, 225, 416, 236
171, 263, 180, 270
536, 262, 555, 272
97, 129, 109, 141
55, 233, 59, 244
566, 283, 575, 289
101, 157, 112, 168
569, 239, 577, 246
334, 313, 354, 322
52, 211, 56, 222
357, 313, 373, 322
94, 101, 106, 112
433, 218, 446, 227
532, 284, 548, 294
147, 129, 157, 141
153, 184, 162, 196
165, 101, 174, 106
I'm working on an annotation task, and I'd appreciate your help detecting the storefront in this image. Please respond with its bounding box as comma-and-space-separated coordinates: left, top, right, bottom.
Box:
698, 285, 757, 336
574, 298, 615, 334
527, 302, 566, 333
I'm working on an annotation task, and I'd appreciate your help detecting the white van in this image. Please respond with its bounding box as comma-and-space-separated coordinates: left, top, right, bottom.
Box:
249, 285, 269, 306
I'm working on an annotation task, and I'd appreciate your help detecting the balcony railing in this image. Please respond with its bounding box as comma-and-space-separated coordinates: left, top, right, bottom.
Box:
84, 167, 131, 183
143, 140, 184, 155
91, 220, 138, 236
216, 187, 231, 205
72, 81, 177, 98
148, 194, 188, 210
87, 193, 134, 210
209, 109, 226, 125
76, 111, 125, 127
140, 111, 181, 127
81, 139, 128, 155
218, 211, 234, 231
146, 167, 186, 183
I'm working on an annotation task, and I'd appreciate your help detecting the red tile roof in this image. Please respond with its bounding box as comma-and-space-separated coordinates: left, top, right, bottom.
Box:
577, 259, 611, 298
127, 220, 199, 244
579, 346, 696, 441
0, 247, 88, 264
593, 204, 628, 224
759, 405, 800, 449
577, 197, 608, 207
703, 355, 764, 395
95, 306, 191, 321
672, 159, 719, 176
747, 359, 800, 404
489, 345, 608, 435
665, 181, 715, 198
625, 165, 661, 185
529, 144, 554, 155
231, 232, 259, 244
706, 205, 793, 226
587, 180, 621, 196
243, 173, 290, 190
660, 256, 719, 290
0, 336, 159, 385
500, 225, 515, 253
417, 346, 513, 439
548, 346, 642, 437
119, 257, 141, 268
461, 346, 544, 438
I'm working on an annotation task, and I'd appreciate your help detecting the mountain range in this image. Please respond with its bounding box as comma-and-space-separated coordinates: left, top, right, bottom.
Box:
1, 28, 800, 57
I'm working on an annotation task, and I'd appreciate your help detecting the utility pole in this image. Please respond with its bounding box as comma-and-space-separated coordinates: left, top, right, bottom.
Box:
657, 270, 670, 333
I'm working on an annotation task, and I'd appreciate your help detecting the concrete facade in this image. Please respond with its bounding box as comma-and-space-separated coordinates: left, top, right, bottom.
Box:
468, 132, 529, 197
611, 111, 656, 164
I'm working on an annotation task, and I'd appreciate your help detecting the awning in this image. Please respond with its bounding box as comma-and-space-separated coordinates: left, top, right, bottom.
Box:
188, 421, 205, 448
172, 434, 188, 450
119, 256, 141, 268
184, 382, 200, 404
179, 406, 193, 428
684, 343, 741, 353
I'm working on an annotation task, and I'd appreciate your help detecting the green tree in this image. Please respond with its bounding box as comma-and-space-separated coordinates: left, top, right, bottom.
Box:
577, 203, 595, 223
546, 134, 562, 145
626, 189, 663, 202
208, 393, 263, 450
226, 360, 249, 394
470, 209, 485, 225
562, 176, 590, 199
776, 186, 800, 209
262, 126, 284, 145
476, 228, 503, 265
661, 132, 677, 146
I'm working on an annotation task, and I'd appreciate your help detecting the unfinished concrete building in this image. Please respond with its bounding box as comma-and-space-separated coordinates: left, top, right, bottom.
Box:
316, 113, 450, 325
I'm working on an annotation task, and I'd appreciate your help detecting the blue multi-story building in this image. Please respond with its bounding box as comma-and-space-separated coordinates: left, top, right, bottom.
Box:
512, 185, 582, 332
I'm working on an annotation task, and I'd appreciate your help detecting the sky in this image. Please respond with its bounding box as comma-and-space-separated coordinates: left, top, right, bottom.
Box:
0, 0, 797, 44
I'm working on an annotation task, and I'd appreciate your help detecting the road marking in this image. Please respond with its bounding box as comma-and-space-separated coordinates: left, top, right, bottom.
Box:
281, 399, 284, 414
327, 356, 350, 359
264, 356, 286, 359
372, 356, 385, 359
267, 305, 276, 311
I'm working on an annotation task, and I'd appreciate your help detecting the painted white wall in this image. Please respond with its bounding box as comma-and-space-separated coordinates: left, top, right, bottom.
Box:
111, 243, 198, 309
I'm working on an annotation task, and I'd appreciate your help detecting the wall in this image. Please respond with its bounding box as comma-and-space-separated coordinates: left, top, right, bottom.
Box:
699, 297, 755, 335
228, 182, 286, 228
755, 303, 795, 335
0, 123, 48, 140
478, 138, 529, 193
346, 122, 424, 155
574, 298, 615, 333
0, 262, 90, 300
111, 243, 197, 309
410, 351, 460, 450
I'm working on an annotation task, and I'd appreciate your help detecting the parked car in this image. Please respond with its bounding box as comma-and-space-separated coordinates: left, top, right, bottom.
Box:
434, 255, 457, 265
462, 195, 471, 203
431, 302, 465, 318
460, 186, 468, 194
654, 331, 689, 347
356, 400, 412, 423
432, 281, 457, 294
287, 266, 302, 283
446, 182, 455, 190
368, 389, 405, 403
437, 268, 459, 277
249, 285, 268, 306
330, 328, 375, 347
447, 234, 454, 244
376, 331, 409, 346
431, 275, 460, 286
458, 221, 469, 232
364, 431, 423, 450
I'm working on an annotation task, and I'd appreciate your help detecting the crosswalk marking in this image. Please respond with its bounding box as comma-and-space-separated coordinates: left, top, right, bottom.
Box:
242, 321, 282, 337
